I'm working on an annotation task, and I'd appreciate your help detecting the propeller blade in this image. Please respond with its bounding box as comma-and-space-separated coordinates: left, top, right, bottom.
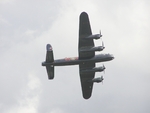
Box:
102, 64, 105, 73
100, 30, 102, 37
103, 64, 105, 69
101, 76, 104, 80
101, 76, 104, 84
100, 32, 104, 49
102, 41, 104, 47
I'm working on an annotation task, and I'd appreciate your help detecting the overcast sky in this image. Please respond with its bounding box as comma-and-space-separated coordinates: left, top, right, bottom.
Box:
0, 0, 150, 113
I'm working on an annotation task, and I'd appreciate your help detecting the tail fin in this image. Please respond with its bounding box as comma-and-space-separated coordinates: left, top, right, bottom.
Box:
42, 44, 55, 79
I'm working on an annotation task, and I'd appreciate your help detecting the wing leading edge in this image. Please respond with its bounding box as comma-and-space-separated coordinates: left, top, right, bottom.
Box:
79, 12, 95, 99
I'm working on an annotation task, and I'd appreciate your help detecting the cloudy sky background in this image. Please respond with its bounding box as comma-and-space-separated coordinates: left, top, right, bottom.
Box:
0, 0, 150, 113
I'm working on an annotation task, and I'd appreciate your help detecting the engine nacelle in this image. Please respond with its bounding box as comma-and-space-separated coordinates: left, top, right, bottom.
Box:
91, 77, 104, 83
80, 66, 105, 74
85, 34, 102, 40
79, 46, 105, 52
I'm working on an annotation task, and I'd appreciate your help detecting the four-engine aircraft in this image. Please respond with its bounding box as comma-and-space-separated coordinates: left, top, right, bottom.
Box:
42, 12, 114, 99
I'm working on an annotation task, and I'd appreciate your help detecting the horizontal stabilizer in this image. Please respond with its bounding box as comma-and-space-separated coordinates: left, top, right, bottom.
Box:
42, 44, 55, 79
46, 66, 54, 79
46, 44, 54, 63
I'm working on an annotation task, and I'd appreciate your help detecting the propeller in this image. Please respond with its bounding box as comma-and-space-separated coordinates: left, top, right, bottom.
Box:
102, 40, 104, 47
100, 30, 105, 50
101, 65, 105, 84
101, 76, 104, 80
99, 30, 102, 38
102, 64, 105, 74
101, 76, 104, 84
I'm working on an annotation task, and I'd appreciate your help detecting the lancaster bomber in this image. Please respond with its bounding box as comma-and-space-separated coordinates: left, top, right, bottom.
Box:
42, 12, 114, 99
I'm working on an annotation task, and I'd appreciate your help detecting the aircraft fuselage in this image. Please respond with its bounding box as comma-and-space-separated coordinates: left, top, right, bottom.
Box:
42, 53, 114, 66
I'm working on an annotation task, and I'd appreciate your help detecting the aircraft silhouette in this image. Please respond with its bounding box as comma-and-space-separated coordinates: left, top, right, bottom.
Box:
42, 12, 114, 99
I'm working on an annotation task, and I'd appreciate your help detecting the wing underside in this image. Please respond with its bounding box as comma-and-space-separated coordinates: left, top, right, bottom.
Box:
79, 12, 95, 59
79, 62, 95, 99
79, 12, 96, 99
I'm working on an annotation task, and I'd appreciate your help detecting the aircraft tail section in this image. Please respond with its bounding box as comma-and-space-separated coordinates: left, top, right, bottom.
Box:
46, 44, 54, 62
42, 44, 55, 79
46, 66, 54, 79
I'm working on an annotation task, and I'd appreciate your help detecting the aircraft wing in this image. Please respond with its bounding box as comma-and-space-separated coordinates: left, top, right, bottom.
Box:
79, 12, 95, 99
79, 62, 95, 99
78, 12, 95, 59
